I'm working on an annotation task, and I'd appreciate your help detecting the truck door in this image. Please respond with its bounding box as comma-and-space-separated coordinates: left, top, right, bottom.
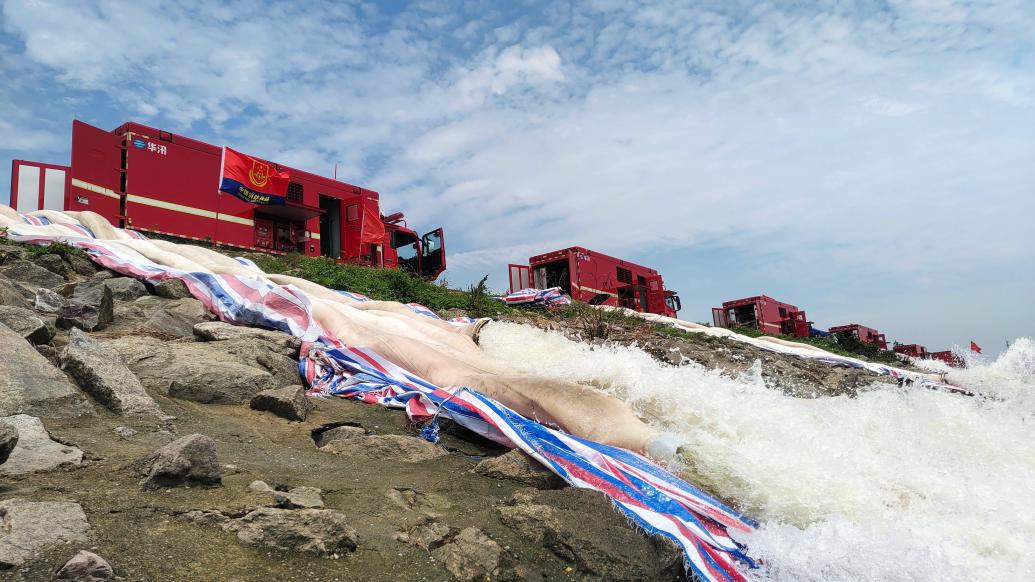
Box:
508, 264, 531, 293
418, 228, 446, 279
68, 120, 125, 224
644, 275, 668, 316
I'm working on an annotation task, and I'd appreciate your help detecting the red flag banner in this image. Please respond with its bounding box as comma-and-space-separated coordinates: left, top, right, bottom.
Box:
970, 341, 982, 354
219, 147, 289, 205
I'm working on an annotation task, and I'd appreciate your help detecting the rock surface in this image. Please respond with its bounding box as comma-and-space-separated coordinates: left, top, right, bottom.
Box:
474, 449, 565, 489
319, 434, 448, 462
0, 499, 91, 569
0, 322, 94, 418
249, 385, 313, 421
60, 328, 167, 417
54, 550, 114, 581
36, 253, 70, 278
0, 275, 31, 308
57, 280, 114, 332
135, 433, 221, 489
0, 259, 65, 289
313, 424, 367, 447
102, 277, 148, 300
153, 279, 191, 299
0, 414, 84, 475
430, 527, 502, 581
249, 481, 325, 509
227, 508, 358, 556
0, 422, 17, 465
33, 287, 66, 313
194, 321, 301, 356
0, 304, 53, 344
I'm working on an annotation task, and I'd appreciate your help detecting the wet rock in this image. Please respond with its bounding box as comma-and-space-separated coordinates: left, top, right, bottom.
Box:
249, 385, 313, 421
54, 550, 114, 581
0, 275, 31, 308
106, 335, 298, 404
0, 414, 84, 476
430, 527, 502, 581
153, 279, 191, 299
0, 259, 65, 289
226, 508, 357, 556
36, 253, 70, 278
0, 422, 17, 465
313, 424, 366, 447
0, 499, 90, 569
474, 449, 565, 489
0, 322, 94, 418
60, 328, 167, 418
395, 519, 451, 550
249, 480, 325, 509
34, 287, 66, 313
135, 433, 221, 490
102, 277, 148, 300
320, 434, 447, 462
497, 488, 683, 579
194, 321, 301, 356
0, 304, 54, 344
57, 280, 113, 332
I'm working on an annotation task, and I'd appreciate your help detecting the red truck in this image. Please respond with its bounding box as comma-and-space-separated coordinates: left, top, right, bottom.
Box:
9, 120, 446, 279
711, 295, 811, 338
893, 344, 929, 359
828, 323, 889, 350
508, 247, 681, 317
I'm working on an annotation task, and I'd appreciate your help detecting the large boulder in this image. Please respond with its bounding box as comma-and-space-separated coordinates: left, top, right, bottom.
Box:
474, 449, 565, 489
227, 508, 357, 556
249, 385, 313, 421
106, 335, 299, 404
134, 433, 222, 490
194, 321, 301, 356
110, 296, 216, 339
0, 304, 54, 344
0, 414, 83, 476
57, 280, 114, 332
431, 527, 502, 581
55, 550, 114, 581
0, 275, 31, 308
0, 422, 17, 465
153, 279, 191, 299
0, 322, 94, 418
34, 287, 66, 313
0, 259, 65, 289
60, 328, 167, 418
35, 253, 70, 278
102, 277, 148, 300
497, 488, 683, 579
319, 434, 447, 462
0, 499, 91, 569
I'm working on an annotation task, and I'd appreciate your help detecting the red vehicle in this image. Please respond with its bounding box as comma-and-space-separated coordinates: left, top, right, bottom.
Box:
828, 323, 889, 350
9, 120, 446, 279
508, 247, 681, 317
893, 344, 929, 359
712, 295, 811, 338
928, 350, 965, 368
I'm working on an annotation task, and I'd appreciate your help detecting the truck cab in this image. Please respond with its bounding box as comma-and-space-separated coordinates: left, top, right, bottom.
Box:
383, 214, 446, 279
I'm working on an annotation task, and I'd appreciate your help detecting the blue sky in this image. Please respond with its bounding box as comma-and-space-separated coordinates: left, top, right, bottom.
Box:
1, 0, 1032, 356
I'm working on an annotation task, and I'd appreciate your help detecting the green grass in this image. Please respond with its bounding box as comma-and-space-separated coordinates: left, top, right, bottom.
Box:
729, 325, 905, 364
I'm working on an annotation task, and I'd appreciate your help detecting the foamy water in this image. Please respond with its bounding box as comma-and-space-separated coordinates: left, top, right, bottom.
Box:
480, 323, 1035, 581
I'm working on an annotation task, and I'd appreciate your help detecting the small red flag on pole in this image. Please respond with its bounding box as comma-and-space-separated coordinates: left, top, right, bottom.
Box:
970, 341, 982, 354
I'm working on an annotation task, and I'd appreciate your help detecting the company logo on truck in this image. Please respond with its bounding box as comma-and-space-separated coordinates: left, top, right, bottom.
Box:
132, 138, 146, 149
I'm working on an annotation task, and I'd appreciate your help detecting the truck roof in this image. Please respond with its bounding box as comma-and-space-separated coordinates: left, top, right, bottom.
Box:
528, 246, 661, 275
721, 295, 799, 310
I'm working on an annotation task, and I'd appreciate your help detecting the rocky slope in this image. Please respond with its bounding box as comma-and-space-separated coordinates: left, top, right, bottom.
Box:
0, 242, 685, 581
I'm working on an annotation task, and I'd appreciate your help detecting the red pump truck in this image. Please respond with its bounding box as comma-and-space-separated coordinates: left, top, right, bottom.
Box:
828, 323, 889, 350
893, 344, 929, 359
508, 247, 681, 317
711, 295, 811, 338
9, 120, 446, 279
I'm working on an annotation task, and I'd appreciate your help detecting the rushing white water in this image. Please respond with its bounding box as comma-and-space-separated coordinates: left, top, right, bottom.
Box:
479, 323, 1035, 582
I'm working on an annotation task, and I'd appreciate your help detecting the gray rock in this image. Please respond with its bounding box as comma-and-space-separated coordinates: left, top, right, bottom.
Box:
91, 270, 114, 281
0, 304, 54, 344
194, 321, 301, 356
60, 328, 167, 418
249, 481, 325, 509
102, 277, 148, 300
68, 254, 100, 276
57, 280, 113, 332
431, 527, 502, 581
0, 322, 94, 418
113, 426, 138, 439
36, 253, 70, 278
385, 487, 452, 517
395, 519, 451, 550
249, 385, 313, 422
497, 488, 683, 579
109, 296, 215, 339
227, 507, 357, 556
135, 433, 221, 489
0, 275, 31, 308
55, 550, 114, 581
0, 259, 65, 289
0, 422, 17, 465
0, 414, 84, 476
105, 335, 299, 405
474, 449, 565, 489
314, 425, 366, 448
153, 279, 191, 299
0, 499, 90, 568
34, 287, 66, 313
320, 434, 447, 462
0, 243, 26, 263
